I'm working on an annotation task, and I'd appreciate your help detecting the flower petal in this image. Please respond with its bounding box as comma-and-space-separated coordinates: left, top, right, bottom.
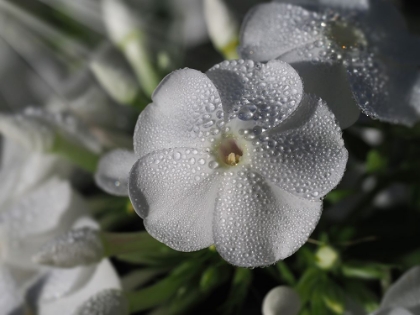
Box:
28, 260, 121, 315
0, 178, 88, 269
239, 3, 323, 62
286, 62, 360, 128
262, 286, 301, 315
274, 0, 369, 11
250, 94, 347, 199
32, 227, 104, 268
73, 289, 129, 315
214, 169, 322, 267
379, 266, 420, 311
129, 148, 221, 251
346, 56, 420, 126
95, 149, 137, 196
206, 59, 303, 129
0, 265, 24, 315
133, 69, 223, 158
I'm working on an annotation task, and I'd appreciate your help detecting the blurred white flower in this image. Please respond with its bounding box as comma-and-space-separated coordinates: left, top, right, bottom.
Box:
27, 258, 122, 315
32, 227, 105, 269
105, 59, 349, 267
345, 266, 420, 315
239, 0, 420, 128
72, 289, 129, 315
95, 149, 137, 196
0, 266, 25, 315
262, 286, 301, 315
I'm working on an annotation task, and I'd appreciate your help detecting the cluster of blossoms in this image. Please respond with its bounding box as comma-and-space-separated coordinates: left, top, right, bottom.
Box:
1, 0, 420, 314
99, 0, 420, 267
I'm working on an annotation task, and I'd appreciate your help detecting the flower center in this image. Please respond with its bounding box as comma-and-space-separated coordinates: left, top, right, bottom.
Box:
328, 21, 367, 51
218, 138, 243, 166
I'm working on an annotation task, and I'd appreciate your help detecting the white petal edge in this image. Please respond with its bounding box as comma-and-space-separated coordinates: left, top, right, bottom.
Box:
33, 260, 121, 315
250, 94, 348, 200
214, 169, 322, 267
133, 68, 224, 158
206, 59, 304, 130
129, 148, 220, 251
379, 266, 420, 311
95, 149, 137, 196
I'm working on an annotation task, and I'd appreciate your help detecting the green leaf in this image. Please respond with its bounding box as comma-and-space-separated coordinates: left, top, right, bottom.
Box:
199, 265, 230, 293
221, 268, 252, 315
366, 150, 387, 173
341, 262, 389, 280
276, 261, 296, 286
325, 190, 354, 204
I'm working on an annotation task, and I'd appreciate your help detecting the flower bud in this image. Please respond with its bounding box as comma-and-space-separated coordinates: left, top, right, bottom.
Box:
315, 246, 339, 270
90, 46, 139, 105
204, 0, 239, 59
262, 286, 301, 315
32, 227, 104, 268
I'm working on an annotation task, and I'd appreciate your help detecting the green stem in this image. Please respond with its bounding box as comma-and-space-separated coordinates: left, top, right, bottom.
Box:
126, 261, 200, 313
119, 30, 160, 98
51, 134, 99, 172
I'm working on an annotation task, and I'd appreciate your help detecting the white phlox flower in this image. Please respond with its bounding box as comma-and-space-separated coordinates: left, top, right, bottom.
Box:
345, 266, 420, 315
26, 218, 123, 315
262, 286, 301, 315
0, 107, 102, 154
239, 0, 420, 128
72, 289, 129, 315
119, 59, 348, 267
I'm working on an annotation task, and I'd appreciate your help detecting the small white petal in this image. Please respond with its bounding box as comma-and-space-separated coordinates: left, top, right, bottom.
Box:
380, 266, 420, 311
95, 149, 137, 196
262, 286, 301, 315
72, 289, 129, 315
275, 0, 368, 11
285, 62, 360, 128
133, 68, 223, 157
374, 308, 413, 315
129, 148, 220, 251
250, 95, 348, 199
346, 57, 420, 126
32, 227, 104, 268
0, 266, 24, 315
239, 3, 323, 62
31, 260, 121, 315
207, 59, 303, 129
214, 169, 322, 267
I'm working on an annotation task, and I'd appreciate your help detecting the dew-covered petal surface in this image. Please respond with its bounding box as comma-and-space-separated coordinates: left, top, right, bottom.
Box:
286, 62, 360, 128
206, 59, 303, 130
129, 148, 221, 251
95, 149, 137, 196
33, 227, 104, 268
73, 289, 129, 315
31, 260, 121, 315
249, 95, 347, 200
347, 56, 420, 126
133, 69, 223, 158
379, 266, 420, 311
275, 0, 369, 11
239, 3, 324, 62
214, 169, 322, 267
0, 265, 24, 315
262, 286, 301, 315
